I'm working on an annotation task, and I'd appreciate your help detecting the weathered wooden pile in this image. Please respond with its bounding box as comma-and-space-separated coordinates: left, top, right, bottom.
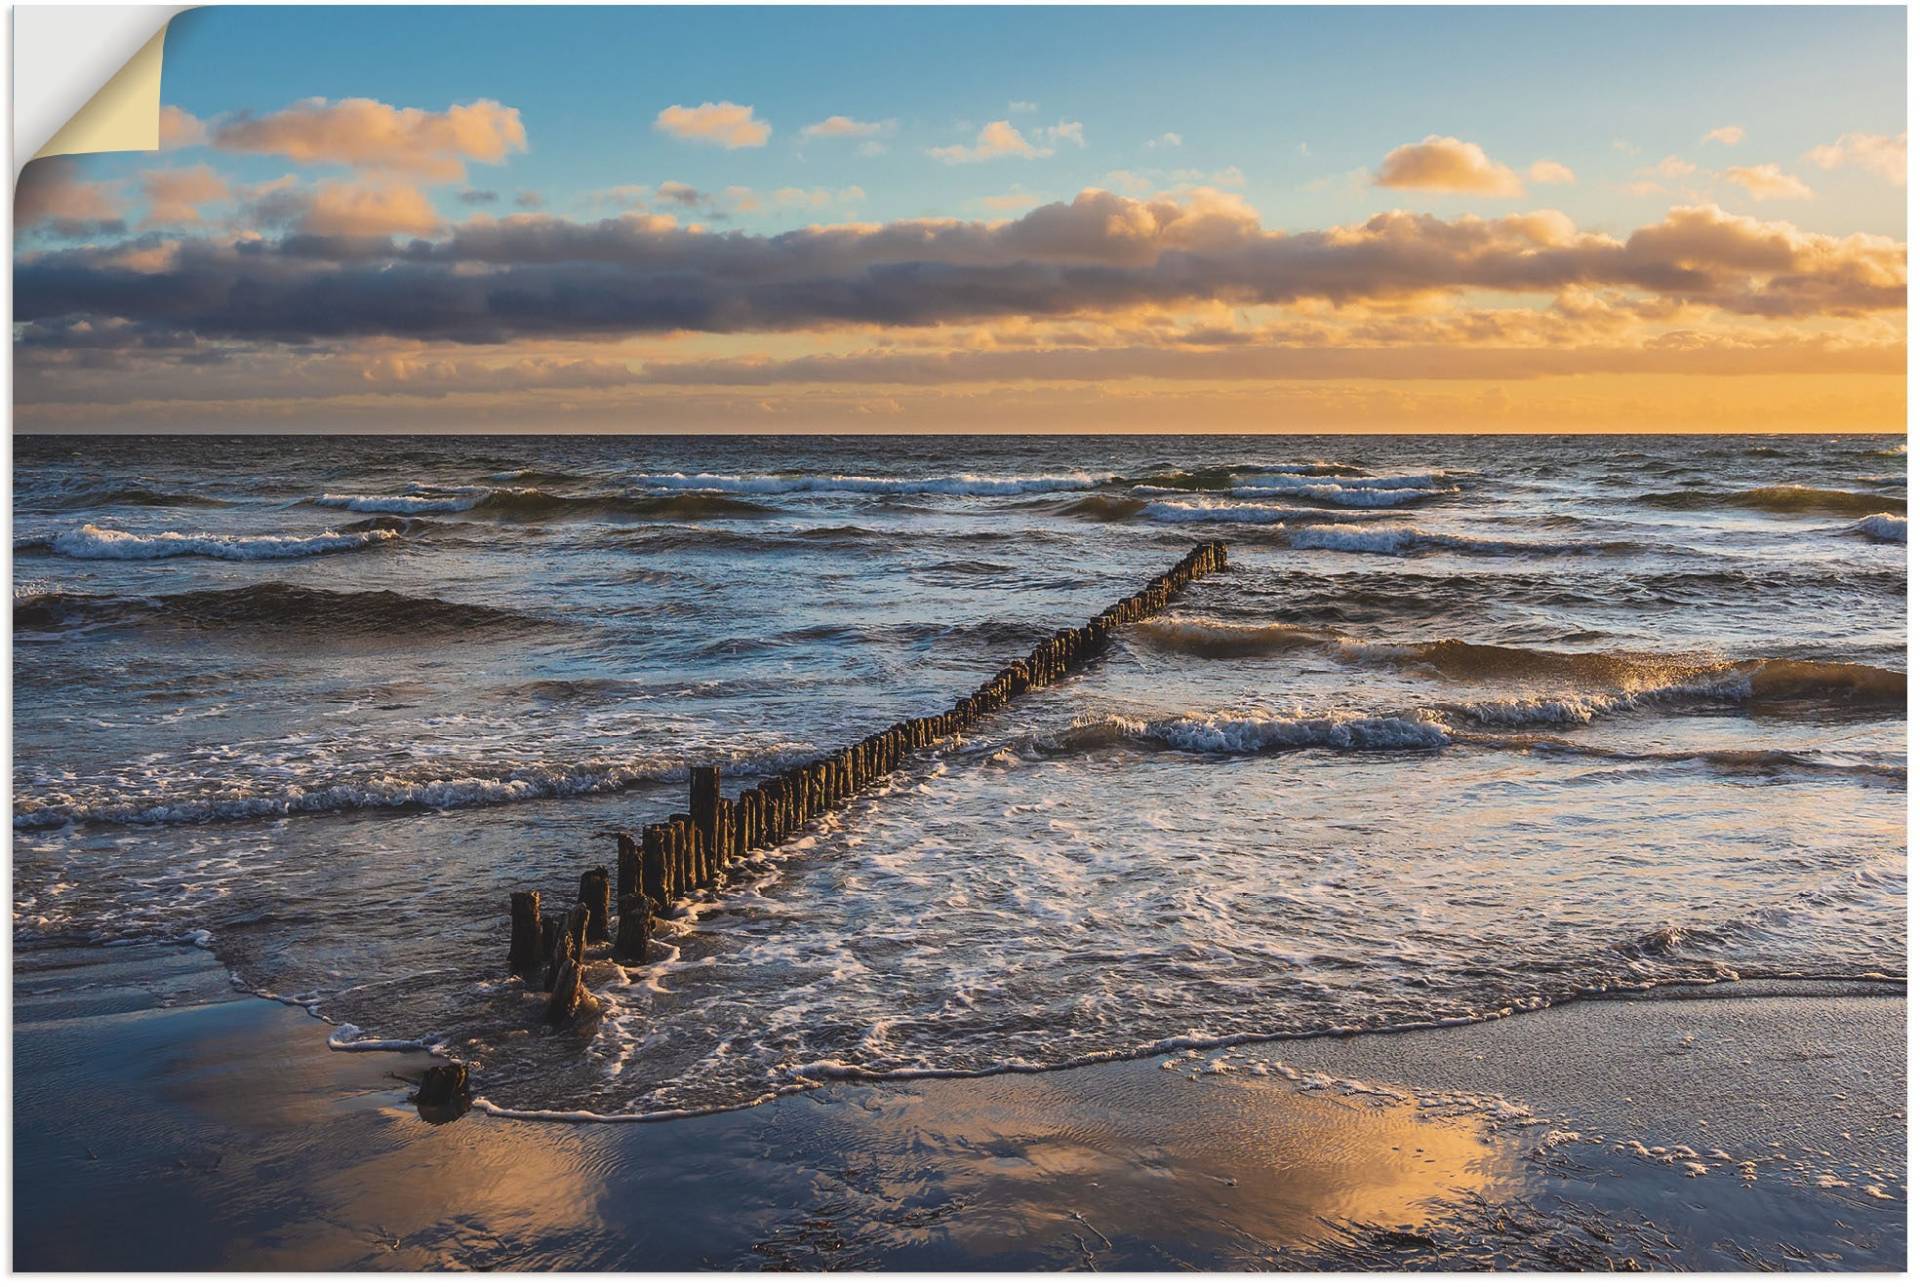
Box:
507, 540, 1228, 1024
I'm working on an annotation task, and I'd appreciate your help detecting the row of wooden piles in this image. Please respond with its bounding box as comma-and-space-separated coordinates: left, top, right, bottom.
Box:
504, 540, 1229, 1025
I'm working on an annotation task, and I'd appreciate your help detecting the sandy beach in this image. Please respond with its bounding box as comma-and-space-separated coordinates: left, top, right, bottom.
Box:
15, 941, 1903, 1271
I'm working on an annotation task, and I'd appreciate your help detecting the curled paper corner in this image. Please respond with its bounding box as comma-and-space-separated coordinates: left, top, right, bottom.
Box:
15, 6, 192, 173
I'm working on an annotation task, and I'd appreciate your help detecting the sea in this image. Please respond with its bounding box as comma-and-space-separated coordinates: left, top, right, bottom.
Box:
11, 433, 1907, 1120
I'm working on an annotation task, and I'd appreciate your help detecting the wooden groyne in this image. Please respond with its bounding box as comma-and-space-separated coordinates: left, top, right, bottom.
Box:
509, 541, 1228, 1025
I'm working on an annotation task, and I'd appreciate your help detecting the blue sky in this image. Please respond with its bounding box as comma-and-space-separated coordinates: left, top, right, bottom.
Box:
150, 5, 1906, 237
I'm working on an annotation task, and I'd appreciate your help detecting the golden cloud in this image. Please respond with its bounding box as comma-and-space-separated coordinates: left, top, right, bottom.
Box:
294, 181, 445, 237
800, 115, 894, 140
653, 101, 771, 149
1375, 136, 1525, 196
137, 164, 231, 228
211, 98, 527, 181
1806, 131, 1907, 185
1723, 163, 1813, 201
929, 120, 1083, 164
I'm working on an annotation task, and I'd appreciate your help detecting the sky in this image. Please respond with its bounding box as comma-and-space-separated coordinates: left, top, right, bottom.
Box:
13, 5, 1909, 433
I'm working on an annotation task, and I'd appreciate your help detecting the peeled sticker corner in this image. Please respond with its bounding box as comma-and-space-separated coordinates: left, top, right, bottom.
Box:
17, 6, 190, 169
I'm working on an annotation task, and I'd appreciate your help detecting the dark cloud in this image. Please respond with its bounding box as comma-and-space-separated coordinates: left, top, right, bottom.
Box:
14, 191, 1905, 352
458, 189, 500, 206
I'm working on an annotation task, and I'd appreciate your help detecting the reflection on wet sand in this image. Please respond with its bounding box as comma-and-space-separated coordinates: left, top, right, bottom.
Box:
17, 946, 1520, 1270
15, 945, 1900, 1271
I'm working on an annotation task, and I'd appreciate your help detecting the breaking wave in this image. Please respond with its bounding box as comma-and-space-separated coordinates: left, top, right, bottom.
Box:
1286, 524, 1614, 557
1142, 498, 1298, 525
627, 471, 1111, 497
23, 522, 398, 561
1850, 513, 1907, 544
1131, 620, 1904, 711
1227, 474, 1457, 508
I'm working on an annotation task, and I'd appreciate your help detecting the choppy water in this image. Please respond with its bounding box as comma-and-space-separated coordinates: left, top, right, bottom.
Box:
12, 433, 1907, 1117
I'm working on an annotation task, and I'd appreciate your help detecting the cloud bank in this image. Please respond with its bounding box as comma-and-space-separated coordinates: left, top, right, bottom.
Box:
16, 189, 1903, 359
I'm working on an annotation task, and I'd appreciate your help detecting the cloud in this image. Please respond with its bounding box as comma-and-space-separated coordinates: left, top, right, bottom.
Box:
158, 106, 207, 149
138, 164, 231, 228
1045, 121, 1086, 149
653, 101, 770, 149
18, 192, 1902, 359
929, 119, 1083, 163
15, 158, 124, 236
458, 189, 499, 206
800, 115, 894, 141
1805, 131, 1906, 185
1703, 125, 1745, 146
1147, 132, 1183, 150
1375, 135, 1525, 196
1527, 160, 1575, 185
211, 97, 527, 181
247, 179, 445, 237
1007, 100, 1038, 114
1723, 163, 1812, 200
514, 190, 544, 210
1653, 156, 1697, 179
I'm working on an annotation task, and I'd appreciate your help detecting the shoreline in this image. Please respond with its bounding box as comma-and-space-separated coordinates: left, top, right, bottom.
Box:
14, 940, 1905, 1271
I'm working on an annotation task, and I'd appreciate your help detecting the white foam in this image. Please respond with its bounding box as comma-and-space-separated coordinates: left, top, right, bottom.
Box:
314, 492, 483, 514
1140, 498, 1294, 525
327, 1023, 436, 1052
1440, 670, 1757, 728
628, 471, 1110, 497
1083, 710, 1454, 754
1288, 524, 1584, 557
47, 522, 398, 561
1850, 513, 1906, 543
1229, 476, 1456, 507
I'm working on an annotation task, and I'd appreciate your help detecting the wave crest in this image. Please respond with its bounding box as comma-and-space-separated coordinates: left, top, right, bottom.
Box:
28, 522, 397, 562
1850, 513, 1907, 543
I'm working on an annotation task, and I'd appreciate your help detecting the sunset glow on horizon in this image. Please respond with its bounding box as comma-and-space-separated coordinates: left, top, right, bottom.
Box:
13, 5, 1908, 434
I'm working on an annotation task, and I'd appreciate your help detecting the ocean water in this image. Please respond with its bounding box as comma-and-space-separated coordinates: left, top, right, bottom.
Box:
12, 433, 1907, 1118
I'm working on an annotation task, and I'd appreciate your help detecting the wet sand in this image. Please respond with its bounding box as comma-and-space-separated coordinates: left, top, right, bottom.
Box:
13, 943, 1905, 1270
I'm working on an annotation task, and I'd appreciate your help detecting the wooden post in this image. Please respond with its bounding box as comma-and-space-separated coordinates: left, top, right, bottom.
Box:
614, 894, 653, 964
508, 891, 543, 972
642, 825, 670, 910
716, 797, 734, 872
615, 833, 641, 902
415, 1061, 471, 1122
546, 902, 591, 1024
691, 765, 722, 873
579, 867, 611, 942
543, 902, 587, 992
